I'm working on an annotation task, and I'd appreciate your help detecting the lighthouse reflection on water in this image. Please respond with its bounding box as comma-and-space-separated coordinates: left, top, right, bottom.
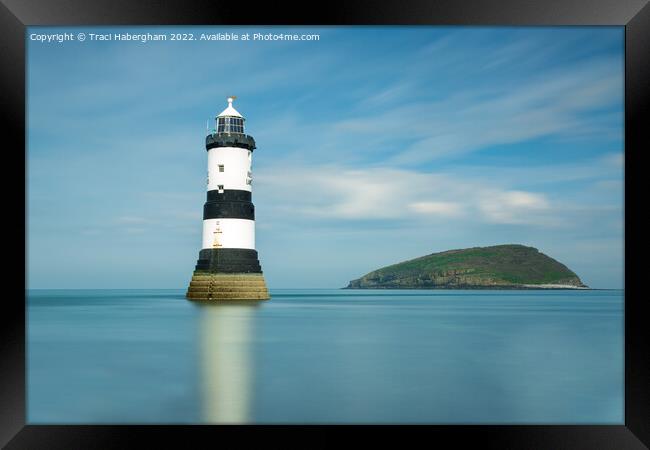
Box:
196, 301, 259, 423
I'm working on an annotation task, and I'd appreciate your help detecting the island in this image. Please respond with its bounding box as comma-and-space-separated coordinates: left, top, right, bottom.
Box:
345, 244, 588, 289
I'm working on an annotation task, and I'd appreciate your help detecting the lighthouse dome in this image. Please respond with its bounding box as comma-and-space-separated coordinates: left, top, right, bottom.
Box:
217, 97, 243, 118
216, 97, 245, 133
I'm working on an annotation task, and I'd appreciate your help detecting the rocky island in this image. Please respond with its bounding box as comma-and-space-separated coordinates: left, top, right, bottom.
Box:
345, 244, 588, 289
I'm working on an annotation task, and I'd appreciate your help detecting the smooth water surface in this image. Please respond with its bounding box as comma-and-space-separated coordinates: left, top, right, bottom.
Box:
27, 289, 623, 424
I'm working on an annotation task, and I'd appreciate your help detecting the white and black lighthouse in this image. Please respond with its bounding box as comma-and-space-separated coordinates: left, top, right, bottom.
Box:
186, 97, 270, 300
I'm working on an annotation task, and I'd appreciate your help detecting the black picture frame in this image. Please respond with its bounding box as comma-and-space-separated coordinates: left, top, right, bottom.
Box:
2, 0, 648, 448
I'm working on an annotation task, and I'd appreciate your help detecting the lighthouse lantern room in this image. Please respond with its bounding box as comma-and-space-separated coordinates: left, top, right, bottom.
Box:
186, 97, 270, 301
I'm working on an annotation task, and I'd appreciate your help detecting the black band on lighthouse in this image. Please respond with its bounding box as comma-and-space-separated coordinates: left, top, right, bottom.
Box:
195, 248, 263, 273
203, 188, 255, 220
203, 201, 254, 220
206, 133, 256, 151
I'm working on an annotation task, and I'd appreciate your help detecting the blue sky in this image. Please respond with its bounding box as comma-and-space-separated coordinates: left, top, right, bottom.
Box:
27, 26, 624, 289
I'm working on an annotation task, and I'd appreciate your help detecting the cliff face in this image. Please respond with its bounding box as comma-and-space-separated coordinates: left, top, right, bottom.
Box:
345, 244, 587, 289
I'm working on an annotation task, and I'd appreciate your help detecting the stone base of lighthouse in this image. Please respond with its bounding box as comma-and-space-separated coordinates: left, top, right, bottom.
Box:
186, 272, 270, 301
186, 248, 270, 301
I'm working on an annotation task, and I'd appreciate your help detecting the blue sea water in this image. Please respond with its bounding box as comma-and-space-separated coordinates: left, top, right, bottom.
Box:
27, 289, 623, 424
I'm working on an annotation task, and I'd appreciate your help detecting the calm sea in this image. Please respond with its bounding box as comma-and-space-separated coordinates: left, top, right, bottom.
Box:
27, 289, 623, 424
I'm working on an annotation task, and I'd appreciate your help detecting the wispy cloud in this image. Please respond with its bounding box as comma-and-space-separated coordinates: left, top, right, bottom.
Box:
478, 190, 551, 225
255, 162, 610, 228
343, 57, 621, 166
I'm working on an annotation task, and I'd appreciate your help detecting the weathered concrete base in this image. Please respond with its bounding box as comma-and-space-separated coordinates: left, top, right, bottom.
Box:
186, 272, 270, 301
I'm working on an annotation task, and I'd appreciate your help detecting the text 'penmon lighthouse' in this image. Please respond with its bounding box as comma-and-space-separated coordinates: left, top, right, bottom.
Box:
186, 97, 270, 301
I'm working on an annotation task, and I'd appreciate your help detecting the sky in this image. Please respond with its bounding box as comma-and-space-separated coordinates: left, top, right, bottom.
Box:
27, 26, 624, 289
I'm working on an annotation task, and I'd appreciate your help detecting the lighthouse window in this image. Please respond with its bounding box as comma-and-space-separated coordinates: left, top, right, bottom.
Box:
217, 184, 224, 193
218, 164, 224, 172
217, 117, 244, 134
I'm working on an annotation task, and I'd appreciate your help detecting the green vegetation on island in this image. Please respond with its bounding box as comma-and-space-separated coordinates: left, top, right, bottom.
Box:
345, 244, 587, 289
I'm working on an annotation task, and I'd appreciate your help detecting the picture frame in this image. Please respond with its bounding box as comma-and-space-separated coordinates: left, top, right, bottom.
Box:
2, 0, 647, 447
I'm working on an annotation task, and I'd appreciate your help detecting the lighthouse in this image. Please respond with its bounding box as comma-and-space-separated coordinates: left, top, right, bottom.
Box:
186, 97, 270, 300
